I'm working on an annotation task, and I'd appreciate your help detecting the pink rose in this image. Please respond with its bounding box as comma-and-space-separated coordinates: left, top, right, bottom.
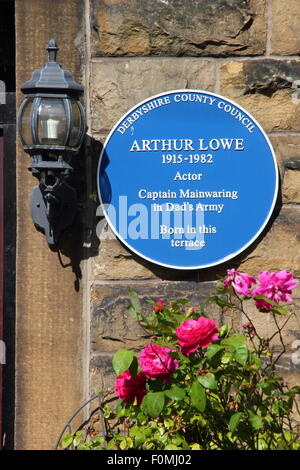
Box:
139, 344, 179, 381
223, 268, 256, 297
154, 299, 165, 312
115, 370, 147, 405
176, 317, 219, 356
252, 270, 297, 311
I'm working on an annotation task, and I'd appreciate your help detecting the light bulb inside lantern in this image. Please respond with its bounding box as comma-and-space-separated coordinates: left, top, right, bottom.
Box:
37, 98, 67, 146
41, 118, 60, 140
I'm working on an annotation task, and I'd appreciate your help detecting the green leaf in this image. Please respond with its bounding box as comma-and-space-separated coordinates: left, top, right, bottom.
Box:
222, 333, 246, 348
172, 313, 186, 325
128, 288, 141, 314
163, 418, 175, 428
271, 306, 287, 315
233, 343, 248, 366
259, 381, 275, 395
215, 298, 235, 308
112, 349, 135, 376
222, 334, 248, 365
216, 279, 230, 293
190, 381, 206, 413
249, 412, 263, 431
141, 392, 165, 418
165, 385, 186, 401
115, 400, 124, 415
190, 443, 202, 450
198, 373, 218, 390
129, 355, 139, 377
289, 386, 300, 395
229, 412, 243, 433
156, 341, 178, 352
171, 299, 189, 307
252, 295, 287, 314
221, 352, 232, 364
130, 426, 152, 446
119, 439, 127, 450
127, 305, 138, 320
219, 324, 230, 338
204, 295, 235, 309
134, 432, 147, 447
206, 344, 224, 361
60, 434, 73, 449
250, 353, 261, 370
106, 439, 118, 450
73, 431, 84, 447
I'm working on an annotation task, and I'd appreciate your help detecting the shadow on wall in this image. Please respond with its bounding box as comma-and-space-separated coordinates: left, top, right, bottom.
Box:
52, 135, 102, 291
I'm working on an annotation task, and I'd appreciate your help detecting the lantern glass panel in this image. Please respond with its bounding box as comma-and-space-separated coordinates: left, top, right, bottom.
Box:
37, 98, 67, 146
20, 98, 34, 146
69, 100, 83, 147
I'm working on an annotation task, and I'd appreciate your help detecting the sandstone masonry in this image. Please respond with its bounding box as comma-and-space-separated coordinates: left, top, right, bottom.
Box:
14, 0, 300, 449
88, 0, 300, 397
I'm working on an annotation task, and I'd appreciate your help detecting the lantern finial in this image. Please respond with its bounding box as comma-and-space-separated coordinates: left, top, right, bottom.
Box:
47, 39, 59, 62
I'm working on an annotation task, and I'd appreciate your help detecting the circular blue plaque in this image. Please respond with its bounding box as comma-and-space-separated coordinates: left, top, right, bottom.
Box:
98, 90, 278, 270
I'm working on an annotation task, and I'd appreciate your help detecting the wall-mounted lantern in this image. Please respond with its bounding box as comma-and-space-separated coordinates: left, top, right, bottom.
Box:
17, 39, 86, 247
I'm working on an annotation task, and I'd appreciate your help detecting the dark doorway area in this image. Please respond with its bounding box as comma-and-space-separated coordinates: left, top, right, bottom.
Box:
0, 0, 15, 92
0, 0, 16, 450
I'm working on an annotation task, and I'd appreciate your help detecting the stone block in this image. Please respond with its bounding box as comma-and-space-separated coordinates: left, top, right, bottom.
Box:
91, 0, 266, 57
92, 224, 156, 279
271, 0, 300, 55
90, 352, 116, 393
273, 353, 300, 388
220, 59, 300, 132
269, 135, 300, 176
282, 170, 300, 204
241, 295, 300, 350
92, 238, 154, 280
90, 281, 222, 353
268, 135, 300, 203
237, 206, 300, 276
90, 58, 216, 133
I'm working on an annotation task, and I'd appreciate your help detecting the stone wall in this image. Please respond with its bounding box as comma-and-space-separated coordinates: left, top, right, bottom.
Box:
14, 0, 300, 449
87, 0, 300, 396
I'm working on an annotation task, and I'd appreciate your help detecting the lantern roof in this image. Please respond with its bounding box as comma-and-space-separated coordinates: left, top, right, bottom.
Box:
20, 39, 84, 96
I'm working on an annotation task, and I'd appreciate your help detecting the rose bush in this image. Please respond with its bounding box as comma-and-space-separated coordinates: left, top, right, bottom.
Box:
154, 299, 165, 312
252, 270, 297, 311
223, 268, 256, 297
139, 344, 179, 381
62, 269, 300, 451
115, 370, 147, 405
176, 317, 219, 356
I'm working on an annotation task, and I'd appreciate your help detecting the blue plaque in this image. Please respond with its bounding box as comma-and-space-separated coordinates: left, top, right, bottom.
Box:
98, 90, 278, 270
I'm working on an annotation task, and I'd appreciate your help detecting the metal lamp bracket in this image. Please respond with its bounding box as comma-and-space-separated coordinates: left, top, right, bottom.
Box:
30, 165, 77, 247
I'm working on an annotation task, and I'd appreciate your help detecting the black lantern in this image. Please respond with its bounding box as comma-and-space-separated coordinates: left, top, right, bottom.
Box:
18, 39, 86, 247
